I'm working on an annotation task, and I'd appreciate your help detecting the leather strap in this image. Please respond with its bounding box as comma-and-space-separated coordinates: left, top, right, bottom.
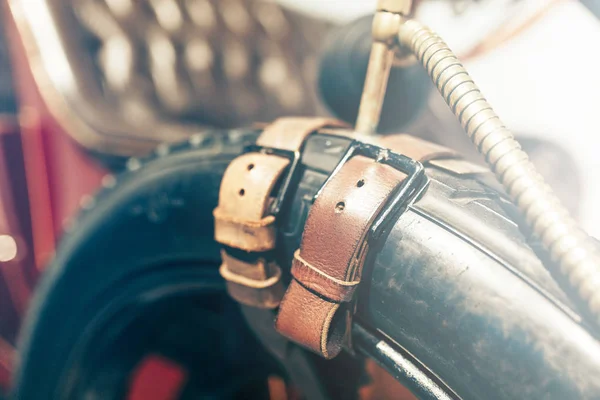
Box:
318, 129, 459, 162
214, 117, 347, 308
275, 135, 458, 358
380, 134, 458, 162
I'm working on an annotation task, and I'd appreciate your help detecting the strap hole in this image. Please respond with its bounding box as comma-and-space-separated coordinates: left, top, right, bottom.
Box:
247, 164, 255, 171
357, 179, 365, 188
239, 189, 246, 196
335, 202, 345, 213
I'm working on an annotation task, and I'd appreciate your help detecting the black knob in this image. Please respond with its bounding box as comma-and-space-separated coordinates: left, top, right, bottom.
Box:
318, 15, 431, 133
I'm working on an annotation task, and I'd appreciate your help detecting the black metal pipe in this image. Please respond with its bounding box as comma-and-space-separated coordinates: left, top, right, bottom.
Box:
353, 324, 457, 400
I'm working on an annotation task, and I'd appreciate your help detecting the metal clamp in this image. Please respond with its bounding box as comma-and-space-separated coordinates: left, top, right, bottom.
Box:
313, 140, 429, 241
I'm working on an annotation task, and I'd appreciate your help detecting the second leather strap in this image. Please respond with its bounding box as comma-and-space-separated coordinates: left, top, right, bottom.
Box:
214, 117, 347, 308
275, 155, 407, 358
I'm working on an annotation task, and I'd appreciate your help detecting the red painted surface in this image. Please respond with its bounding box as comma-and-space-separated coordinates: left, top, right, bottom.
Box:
1, 5, 192, 398
1, 1, 106, 392
2, 0, 106, 269
0, 117, 33, 316
128, 356, 187, 400
0, 118, 34, 389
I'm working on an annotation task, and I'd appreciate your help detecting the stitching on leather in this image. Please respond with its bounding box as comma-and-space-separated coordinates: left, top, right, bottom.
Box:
294, 250, 360, 287
219, 263, 281, 289
213, 208, 276, 227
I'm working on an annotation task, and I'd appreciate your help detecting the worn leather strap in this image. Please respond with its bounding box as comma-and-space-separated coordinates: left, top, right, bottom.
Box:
275, 135, 458, 358
214, 117, 347, 308
275, 156, 407, 358
380, 134, 458, 162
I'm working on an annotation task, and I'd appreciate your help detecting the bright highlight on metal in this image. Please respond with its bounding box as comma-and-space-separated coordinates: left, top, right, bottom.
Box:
0, 235, 18, 262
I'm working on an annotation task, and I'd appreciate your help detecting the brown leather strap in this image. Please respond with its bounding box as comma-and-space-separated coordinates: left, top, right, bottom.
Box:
275, 135, 457, 358
219, 251, 285, 309
380, 134, 458, 162
317, 130, 459, 164
275, 156, 407, 357
214, 117, 347, 308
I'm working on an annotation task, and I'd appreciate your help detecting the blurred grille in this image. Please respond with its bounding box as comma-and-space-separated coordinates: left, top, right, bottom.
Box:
71, 0, 331, 128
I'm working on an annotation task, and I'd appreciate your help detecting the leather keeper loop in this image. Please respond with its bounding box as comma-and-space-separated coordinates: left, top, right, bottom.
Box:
221, 250, 277, 281
291, 250, 359, 303
213, 209, 276, 252
276, 280, 345, 359
220, 263, 285, 309
219, 262, 282, 290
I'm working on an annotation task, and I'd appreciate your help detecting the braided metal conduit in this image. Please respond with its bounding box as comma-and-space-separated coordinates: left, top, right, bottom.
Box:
397, 19, 600, 326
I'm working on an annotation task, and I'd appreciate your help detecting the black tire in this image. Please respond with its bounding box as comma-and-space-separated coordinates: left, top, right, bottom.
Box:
13, 130, 282, 399
13, 129, 600, 399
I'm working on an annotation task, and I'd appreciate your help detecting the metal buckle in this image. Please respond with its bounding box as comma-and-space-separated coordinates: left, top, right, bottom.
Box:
313, 140, 429, 241
244, 144, 301, 217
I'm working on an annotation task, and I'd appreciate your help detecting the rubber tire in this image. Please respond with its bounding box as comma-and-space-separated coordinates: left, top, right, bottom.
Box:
12, 130, 280, 399
13, 129, 600, 399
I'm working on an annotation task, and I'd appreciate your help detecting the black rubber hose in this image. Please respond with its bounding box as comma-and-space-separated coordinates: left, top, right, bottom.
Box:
318, 16, 431, 133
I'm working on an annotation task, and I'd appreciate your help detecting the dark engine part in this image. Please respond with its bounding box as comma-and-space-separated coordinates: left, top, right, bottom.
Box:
318, 16, 431, 132
13, 128, 600, 399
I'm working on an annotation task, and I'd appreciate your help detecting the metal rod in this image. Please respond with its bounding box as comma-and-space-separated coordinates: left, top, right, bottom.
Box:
355, 41, 394, 135
353, 324, 457, 400
355, 1, 409, 135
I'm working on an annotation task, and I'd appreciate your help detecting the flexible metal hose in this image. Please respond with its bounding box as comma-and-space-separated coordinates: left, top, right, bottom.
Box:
397, 19, 600, 326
